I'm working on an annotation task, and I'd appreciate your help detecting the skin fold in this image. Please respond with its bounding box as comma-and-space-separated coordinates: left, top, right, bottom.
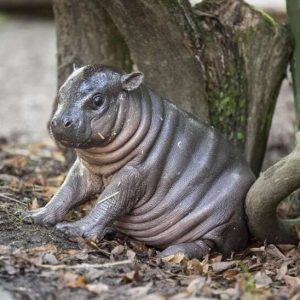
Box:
23, 65, 255, 259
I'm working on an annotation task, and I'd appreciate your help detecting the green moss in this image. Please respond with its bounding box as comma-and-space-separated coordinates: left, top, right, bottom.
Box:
207, 85, 247, 145
256, 8, 277, 28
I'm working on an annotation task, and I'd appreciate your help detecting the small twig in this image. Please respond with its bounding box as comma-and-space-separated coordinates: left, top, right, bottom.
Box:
37, 259, 132, 270
97, 132, 105, 140
0, 193, 26, 206
97, 191, 120, 205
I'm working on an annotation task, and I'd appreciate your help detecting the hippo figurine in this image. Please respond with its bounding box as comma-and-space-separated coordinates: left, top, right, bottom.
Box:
24, 65, 255, 259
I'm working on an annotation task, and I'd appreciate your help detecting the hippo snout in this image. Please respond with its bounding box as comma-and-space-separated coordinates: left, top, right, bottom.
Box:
50, 114, 88, 147
51, 116, 74, 129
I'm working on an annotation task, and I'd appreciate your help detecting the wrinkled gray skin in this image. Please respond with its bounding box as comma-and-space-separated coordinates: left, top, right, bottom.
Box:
23, 65, 255, 259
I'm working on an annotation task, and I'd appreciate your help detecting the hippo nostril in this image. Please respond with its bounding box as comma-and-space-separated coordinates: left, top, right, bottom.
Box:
51, 119, 57, 126
64, 119, 73, 128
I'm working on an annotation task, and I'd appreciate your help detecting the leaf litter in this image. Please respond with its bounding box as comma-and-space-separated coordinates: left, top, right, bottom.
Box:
0, 141, 299, 300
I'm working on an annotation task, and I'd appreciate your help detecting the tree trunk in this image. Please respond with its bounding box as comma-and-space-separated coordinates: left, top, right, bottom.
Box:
194, 0, 292, 174
52, 0, 131, 163
53, 0, 131, 90
99, 0, 209, 121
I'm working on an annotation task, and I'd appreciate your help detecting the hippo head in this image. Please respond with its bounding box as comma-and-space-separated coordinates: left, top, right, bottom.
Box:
50, 65, 144, 148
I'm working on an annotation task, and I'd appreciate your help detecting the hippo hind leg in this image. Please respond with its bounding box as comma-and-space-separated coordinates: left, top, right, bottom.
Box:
159, 240, 213, 259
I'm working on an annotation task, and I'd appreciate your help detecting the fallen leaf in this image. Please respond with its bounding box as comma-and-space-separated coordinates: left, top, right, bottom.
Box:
42, 253, 58, 265
266, 244, 286, 260
284, 275, 300, 288
4, 264, 18, 275
141, 294, 166, 300
28, 244, 57, 255
86, 282, 109, 294
111, 245, 124, 256
126, 249, 136, 260
162, 252, 186, 264
122, 270, 139, 283
63, 272, 86, 288
186, 277, 206, 295
186, 259, 203, 275
223, 269, 239, 280
276, 260, 292, 280
29, 198, 40, 210
212, 261, 237, 273
127, 284, 151, 298
254, 271, 272, 288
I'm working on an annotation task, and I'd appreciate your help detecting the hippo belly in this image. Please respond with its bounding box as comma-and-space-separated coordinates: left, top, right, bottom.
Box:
115, 101, 254, 255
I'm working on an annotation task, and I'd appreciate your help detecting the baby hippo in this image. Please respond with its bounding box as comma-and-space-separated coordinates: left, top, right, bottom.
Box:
24, 65, 255, 258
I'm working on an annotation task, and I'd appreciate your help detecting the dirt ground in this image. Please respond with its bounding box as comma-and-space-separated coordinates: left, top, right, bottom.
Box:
0, 12, 299, 300
0, 141, 299, 300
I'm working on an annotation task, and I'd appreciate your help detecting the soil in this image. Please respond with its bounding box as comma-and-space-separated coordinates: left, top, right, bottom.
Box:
0, 142, 299, 300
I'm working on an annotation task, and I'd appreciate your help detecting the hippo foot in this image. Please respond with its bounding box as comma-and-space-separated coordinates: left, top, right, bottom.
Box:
56, 219, 106, 241
22, 207, 63, 226
159, 241, 211, 259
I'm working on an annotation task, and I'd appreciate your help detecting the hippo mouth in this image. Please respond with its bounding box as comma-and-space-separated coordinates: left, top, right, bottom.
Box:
58, 136, 92, 149
49, 126, 93, 149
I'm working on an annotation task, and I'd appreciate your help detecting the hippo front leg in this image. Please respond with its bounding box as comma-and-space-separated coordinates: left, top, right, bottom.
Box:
23, 160, 102, 226
56, 166, 145, 241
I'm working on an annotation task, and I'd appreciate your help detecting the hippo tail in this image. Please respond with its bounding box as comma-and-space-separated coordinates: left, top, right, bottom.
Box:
245, 139, 300, 244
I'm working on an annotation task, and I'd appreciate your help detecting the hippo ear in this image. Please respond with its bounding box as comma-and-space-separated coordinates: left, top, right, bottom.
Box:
121, 72, 144, 91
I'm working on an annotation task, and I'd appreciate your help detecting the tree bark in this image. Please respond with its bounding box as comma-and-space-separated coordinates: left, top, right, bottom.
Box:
53, 0, 131, 163
53, 0, 131, 89
194, 0, 292, 174
100, 0, 209, 121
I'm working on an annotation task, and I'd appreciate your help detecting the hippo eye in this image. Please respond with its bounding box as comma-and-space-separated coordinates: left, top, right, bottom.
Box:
92, 94, 104, 108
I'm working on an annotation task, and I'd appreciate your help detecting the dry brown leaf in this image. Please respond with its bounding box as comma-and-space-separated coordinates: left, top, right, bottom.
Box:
277, 244, 297, 253
42, 253, 58, 265
211, 254, 223, 263
0, 245, 11, 255
286, 248, 300, 260
86, 282, 109, 294
41, 186, 58, 200
111, 245, 125, 256
129, 240, 148, 252
56, 249, 82, 260
29, 198, 40, 210
212, 261, 237, 273
266, 244, 286, 260
28, 244, 57, 255
249, 246, 265, 253
122, 270, 139, 283
63, 272, 86, 288
186, 277, 206, 295
141, 294, 166, 300
254, 271, 272, 288
0, 174, 24, 191
223, 269, 239, 280
186, 258, 203, 275
46, 175, 65, 187
126, 249, 136, 260
0, 156, 29, 170
276, 260, 292, 280
162, 252, 186, 264
127, 284, 151, 298
284, 275, 300, 288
